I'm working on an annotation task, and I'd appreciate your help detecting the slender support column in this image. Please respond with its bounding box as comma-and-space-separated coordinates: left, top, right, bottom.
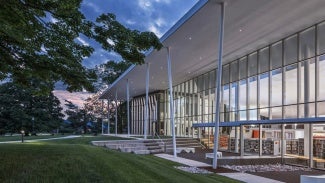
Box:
281, 124, 285, 164
309, 123, 313, 167
101, 100, 104, 135
213, 2, 225, 169
107, 99, 110, 135
259, 125, 263, 156
240, 125, 244, 157
115, 90, 118, 136
144, 63, 150, 139
235, 127, 239, 153
167, 47, 177, 158
127, 79, 130, 137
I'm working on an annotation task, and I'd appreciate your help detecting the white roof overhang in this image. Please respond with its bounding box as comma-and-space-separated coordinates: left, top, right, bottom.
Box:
99, 0, 325, 100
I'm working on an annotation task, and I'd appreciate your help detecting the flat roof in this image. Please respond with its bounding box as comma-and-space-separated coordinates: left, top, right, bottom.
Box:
99, 0, 325, 100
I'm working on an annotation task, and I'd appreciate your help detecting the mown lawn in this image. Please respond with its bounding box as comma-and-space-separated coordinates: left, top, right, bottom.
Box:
0, 136, 239, 183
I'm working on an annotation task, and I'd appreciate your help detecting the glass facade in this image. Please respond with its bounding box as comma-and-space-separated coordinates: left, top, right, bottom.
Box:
130, 20, 325, 169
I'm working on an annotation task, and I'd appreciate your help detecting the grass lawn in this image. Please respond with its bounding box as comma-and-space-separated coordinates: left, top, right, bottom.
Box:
0, 134, 70, 142
0, 136, 240, 183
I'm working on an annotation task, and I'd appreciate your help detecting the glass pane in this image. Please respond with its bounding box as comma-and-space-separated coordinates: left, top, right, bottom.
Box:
271, 41, 283, 69
239, 79, 247, 110
317, 22, 325, 55
300, 59, 316, 103
248, 76, 257, 109
285, 105, 297, 119
259, 47, 270, 73
259, 108, 269, 120
198, 75, 203, 92
222, 64, 230, 84
193, 78, 197, 93
222, 85, 230, 113
230, 82, 238, 111
284, 35, 298, 65
249, 109, 257, 120
248, 52, 258, 76
299, 103, 316, 118
318, 101, 325, 117
299, 27, 315, 60
285, 64, 298, 105
230, 60, 239, 82
239, 57, 247, 79
259, 72, 269, 108
239, 110, 247, 121
204, 73, 209, 90
318, 55, 325, 100
209, 70, 216, 89
271, 107, 282, 119
271, 68, 282, 106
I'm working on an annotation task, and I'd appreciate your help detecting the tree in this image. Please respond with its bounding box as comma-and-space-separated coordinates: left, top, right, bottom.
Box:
0, 82, 64, 134
0, 0, 162, 94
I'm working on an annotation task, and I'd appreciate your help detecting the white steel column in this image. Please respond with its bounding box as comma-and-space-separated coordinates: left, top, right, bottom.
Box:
167, 47, 177, 158
144, 63, 150, 139
115, 90, 118, 136
259, 125, 263, 156
127, 79, 130, 137
281, 124, 285, 163
213, 2, 225, 169
101, 100, 104, 135
107, 99, 110, 135
240, 125, 244, 157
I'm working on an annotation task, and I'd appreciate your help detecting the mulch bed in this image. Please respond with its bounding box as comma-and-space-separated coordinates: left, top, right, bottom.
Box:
170, 147, 325, 182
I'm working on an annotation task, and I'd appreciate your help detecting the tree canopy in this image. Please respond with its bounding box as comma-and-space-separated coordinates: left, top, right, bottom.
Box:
0, 82, 64, 134
0, 0, 162, 94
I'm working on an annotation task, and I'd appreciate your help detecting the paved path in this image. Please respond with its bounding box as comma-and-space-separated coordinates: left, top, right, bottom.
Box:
155, 153, 284, 183
218, 173, 285, 183
155, 153, 211, 167
0, 135, 81, 144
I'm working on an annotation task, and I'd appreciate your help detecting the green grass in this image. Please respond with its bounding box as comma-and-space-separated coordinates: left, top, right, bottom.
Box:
0, 134, 70, 142
0, 136, 240, 183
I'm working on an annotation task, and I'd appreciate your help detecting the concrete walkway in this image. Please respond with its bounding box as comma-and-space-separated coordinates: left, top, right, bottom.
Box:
155, 153, 284, 183
218, 173, 285, 183
155, 154, 211, 167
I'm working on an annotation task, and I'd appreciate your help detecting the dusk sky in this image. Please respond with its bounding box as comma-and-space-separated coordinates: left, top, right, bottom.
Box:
79, 0, 198, 68
55, 0, 198, 108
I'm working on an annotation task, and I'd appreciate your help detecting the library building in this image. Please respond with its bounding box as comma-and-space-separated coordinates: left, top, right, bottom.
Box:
100, 0, 325, 169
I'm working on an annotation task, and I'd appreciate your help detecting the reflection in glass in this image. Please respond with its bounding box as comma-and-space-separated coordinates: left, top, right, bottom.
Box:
239, 79, 247, 110
259, 47, 269, 73
249, 76, 257, 109
248, 52, 258, 76
317, 22, 325, 55
259, 72, 269, 108
285, 105, 297, 118
318, 56, 325, 100
271, 69, 282, 106
285, 64, 297, 105
271, 41, 283, 69
299, 27, 315, 60
239, 57, 247, 79
284, 35, 298, 65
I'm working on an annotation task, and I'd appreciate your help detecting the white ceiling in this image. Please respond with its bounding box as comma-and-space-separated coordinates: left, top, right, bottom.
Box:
100, 0, 325, 100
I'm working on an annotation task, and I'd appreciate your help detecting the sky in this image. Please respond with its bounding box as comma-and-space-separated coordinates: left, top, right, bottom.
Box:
79, 0, 198, 68
55, 0, 198, 109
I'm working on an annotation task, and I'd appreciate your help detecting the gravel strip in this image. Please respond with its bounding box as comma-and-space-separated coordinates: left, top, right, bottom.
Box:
222, 163, 311, 173
174, 166, 213, 174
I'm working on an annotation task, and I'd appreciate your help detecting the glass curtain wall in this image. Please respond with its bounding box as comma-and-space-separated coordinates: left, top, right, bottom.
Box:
158, 20, 325, 168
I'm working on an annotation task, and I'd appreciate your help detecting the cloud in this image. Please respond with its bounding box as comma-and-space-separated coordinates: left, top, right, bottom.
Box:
84, 2, 102, 13
53, 90, 93, 118
138, 0, 152, 10
148, 24, 163, 38
76, 37, 89, 46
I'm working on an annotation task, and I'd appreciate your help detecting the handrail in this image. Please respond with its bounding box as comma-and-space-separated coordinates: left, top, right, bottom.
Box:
155, 131, 166, 152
